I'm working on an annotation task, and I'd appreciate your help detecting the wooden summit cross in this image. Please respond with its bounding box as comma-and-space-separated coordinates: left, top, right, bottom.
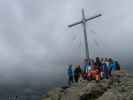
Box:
68, 9, 101, 61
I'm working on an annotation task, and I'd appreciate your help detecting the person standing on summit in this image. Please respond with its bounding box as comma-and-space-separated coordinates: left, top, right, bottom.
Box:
74, 65, 82, 83
95, 57, 102, 81
67, 65, 74, 86
109, 58, 117, 77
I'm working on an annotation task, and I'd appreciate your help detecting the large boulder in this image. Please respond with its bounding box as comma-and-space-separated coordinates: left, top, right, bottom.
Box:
79, 79, 112, 100
42, 79, 113, 100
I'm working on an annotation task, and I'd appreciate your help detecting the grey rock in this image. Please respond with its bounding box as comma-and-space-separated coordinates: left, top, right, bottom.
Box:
41, 75, 133, 100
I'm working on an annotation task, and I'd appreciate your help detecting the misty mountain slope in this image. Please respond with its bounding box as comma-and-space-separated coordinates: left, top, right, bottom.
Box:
0, 67, 67, 100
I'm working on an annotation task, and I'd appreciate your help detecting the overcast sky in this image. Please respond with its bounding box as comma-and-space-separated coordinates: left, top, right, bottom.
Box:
0, 0, 132, 80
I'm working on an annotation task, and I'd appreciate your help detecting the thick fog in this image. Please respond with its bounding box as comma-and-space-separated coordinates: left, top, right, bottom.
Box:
0, 0, 132, 83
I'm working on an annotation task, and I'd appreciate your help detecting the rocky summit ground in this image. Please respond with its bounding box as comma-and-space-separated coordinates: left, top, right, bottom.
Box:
41, 75, 133, 100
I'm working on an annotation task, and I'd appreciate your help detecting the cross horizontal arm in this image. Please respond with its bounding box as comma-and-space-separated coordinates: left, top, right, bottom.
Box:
85, 14, 102, 22
68, 20, 82, 27
68, 14, 101, 28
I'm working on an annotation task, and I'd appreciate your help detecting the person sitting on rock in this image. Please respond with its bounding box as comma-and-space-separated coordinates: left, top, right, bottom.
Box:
67, 64, 74, 86
90, 69, 97, 80
95, 63, 101, 82
90, 63, 100, 81
74, 65, 82, 83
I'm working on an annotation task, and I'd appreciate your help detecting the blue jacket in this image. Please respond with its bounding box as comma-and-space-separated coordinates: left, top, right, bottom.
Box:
110, 63, 116, 71
67, 66, 73, 77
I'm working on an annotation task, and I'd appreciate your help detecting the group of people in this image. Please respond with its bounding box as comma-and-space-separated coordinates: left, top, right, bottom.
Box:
67, 57, 121, 85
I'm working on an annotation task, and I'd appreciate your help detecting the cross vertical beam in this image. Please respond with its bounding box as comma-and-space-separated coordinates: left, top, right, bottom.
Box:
68, 9, 101, 61
82, 9, 90, 60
